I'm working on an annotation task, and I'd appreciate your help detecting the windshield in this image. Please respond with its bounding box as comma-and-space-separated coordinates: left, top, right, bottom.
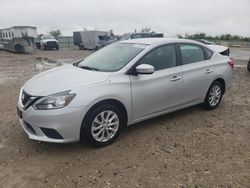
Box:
120, 34, 131, 40
42, 36, 54, 40
77, 43, 147, 72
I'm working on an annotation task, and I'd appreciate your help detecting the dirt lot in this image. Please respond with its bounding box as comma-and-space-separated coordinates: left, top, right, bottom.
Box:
0, 48, 249, 188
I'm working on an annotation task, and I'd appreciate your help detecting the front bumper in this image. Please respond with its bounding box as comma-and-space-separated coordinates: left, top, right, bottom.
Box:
17, 102, 86, 143
44, 41, 58, 48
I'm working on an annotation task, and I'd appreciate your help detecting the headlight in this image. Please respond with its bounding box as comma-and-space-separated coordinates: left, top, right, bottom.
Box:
33, 91, 76, 110
43, 41, 47, 45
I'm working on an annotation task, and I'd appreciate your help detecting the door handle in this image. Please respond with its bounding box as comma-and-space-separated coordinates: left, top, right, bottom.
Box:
170, 76, 181, 81
206, 69, 213, 74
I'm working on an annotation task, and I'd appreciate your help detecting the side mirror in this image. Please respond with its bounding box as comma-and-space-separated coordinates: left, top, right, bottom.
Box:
136, 64, 154, 74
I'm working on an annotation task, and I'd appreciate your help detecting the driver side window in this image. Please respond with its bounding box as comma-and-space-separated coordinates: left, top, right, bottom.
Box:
138, 45, 177, 71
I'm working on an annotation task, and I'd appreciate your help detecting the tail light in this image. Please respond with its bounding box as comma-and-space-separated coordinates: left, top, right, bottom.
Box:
228, 58, 235, 69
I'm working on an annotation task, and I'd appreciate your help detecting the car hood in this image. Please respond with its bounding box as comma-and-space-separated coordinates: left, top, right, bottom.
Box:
23, 64, 110, 96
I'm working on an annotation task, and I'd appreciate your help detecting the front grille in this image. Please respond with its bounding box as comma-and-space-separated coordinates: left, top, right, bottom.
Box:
47, 41, 57, 47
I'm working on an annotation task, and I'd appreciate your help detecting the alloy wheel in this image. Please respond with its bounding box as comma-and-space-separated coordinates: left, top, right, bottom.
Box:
208, 85, 222, 107
91, 110, 119, 143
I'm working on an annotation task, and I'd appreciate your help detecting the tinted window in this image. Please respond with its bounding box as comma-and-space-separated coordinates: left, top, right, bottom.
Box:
139, 45, 176, 71
180, 44, 205, 65
132, 34, 142, 39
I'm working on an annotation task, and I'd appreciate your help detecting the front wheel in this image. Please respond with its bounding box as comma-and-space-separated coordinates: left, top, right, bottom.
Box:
81, 104, 124, 147
204, 81, 223, 110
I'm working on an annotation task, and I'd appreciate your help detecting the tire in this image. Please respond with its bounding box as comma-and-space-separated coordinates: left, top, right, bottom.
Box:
81, 104, 124, 147
35, 42, 41, 49
247, 60, 250, 72
56, 45, 59, 50
204, 81, 223, 110
42, 45, 47, 50
93, 46, 99, 51
14, 44, 24, 53
79, 45, 85, 50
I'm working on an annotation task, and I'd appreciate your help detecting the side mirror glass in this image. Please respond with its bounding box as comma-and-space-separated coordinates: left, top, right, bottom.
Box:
136, 64, 154, 74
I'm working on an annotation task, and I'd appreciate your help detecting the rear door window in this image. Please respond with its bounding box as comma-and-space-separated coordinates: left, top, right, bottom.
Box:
180, 44, 205, 65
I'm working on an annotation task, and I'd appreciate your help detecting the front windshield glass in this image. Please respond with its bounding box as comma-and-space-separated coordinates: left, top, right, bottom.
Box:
42, 36, 54, 40
77, 43, 148, 72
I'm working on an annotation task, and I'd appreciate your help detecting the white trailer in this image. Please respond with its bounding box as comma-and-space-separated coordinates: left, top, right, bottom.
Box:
73, 30, 111, 50
0, 26, 37, 53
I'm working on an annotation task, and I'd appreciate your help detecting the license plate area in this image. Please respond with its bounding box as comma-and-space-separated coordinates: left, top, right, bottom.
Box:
17, 107, 23, 119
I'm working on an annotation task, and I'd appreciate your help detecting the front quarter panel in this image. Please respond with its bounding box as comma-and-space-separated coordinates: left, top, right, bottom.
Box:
69, 73, 132, 125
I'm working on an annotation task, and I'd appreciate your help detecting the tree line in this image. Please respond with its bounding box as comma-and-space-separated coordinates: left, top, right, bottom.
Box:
177, 33, 250, 42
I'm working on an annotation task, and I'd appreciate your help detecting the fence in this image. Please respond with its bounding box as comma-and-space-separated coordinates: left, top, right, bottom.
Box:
211, 40, 250, 48
57, 36, 74, 48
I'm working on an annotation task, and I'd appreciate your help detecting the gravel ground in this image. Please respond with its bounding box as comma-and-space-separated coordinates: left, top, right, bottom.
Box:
0, 48, 249, 188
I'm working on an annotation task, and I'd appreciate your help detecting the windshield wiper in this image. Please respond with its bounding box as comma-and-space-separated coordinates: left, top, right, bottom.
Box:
78, 65, 100, 71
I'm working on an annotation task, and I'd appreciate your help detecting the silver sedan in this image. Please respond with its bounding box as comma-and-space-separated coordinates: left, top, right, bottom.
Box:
17, 38, 234, 147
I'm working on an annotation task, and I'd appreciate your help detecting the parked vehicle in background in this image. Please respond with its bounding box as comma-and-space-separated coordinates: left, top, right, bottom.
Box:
17, 38, 234, 147
196, 39, 230, 56
73, 30, 117, 50
121, 32, 164, 40
0, 26, 37, 53
98, 35, 118, 49
36, 36, 59, 50
247, 58, 250, 72
196, 39, 215, 45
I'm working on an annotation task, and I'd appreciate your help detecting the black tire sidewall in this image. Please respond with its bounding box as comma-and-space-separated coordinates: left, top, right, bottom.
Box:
204, 81, 223, 110
81, 104, 124, 147
247, 62, 250, 72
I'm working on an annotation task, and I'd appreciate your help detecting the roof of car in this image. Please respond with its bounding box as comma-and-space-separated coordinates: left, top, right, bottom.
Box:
118, 38, 202, 46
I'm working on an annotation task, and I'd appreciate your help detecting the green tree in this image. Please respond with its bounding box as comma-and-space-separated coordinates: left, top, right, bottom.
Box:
37, 34, 44, 39
140, 27, 151, 33
225, 34, 232, 41
48, 30, 62, 38
177, 34, 183, 38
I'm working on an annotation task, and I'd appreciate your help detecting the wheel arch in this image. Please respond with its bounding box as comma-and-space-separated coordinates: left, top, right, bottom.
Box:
203, 77, 226, 103
80, 99, 128, 138
212, 78, 226, 95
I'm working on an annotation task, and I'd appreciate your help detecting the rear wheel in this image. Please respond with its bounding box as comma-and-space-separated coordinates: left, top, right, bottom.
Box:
79, 45, 85, 50
42, 45, 47, 50
14, 44, 24, 53
81, 104, 124, 147
204, 81, 223, 110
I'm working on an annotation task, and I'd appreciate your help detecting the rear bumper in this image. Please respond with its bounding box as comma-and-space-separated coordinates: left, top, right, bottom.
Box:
225, 68, 234, 92
17, 103, 86, 143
